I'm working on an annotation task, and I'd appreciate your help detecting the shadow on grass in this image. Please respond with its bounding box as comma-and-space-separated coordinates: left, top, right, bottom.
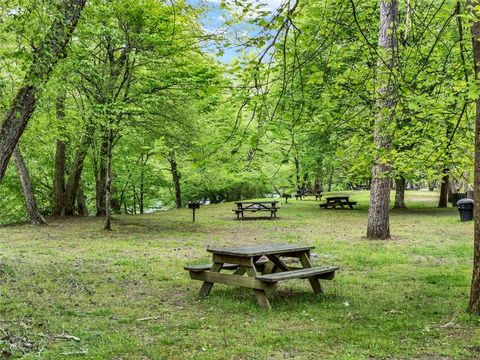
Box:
194, 286, 345, 310
390, 207, 458, 217
234, 217, 280, 221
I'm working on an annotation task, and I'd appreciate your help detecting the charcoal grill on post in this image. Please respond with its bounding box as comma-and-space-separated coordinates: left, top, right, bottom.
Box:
188, 203, 200, 222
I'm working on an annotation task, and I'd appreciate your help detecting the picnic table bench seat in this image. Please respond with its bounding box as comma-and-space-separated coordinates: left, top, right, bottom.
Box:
184, 263, 240, 272
184, 258, 269, 272
256, 266, 338, 282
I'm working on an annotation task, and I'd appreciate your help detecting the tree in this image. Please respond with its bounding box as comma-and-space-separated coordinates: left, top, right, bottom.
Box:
366, 0, 398, 240
13, 147, 47, 225
468, 0, 480, 315
52, 91, 67, 216
0, 0, 86, 181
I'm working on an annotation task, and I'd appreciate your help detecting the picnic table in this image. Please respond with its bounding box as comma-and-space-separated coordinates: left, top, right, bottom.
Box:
295, 190, 322, 201
320, 196, 356, 209
184, 244, 338, 308
233, 201, 278, 219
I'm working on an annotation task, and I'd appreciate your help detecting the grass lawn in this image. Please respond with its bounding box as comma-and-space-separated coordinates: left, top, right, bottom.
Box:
1, 190, 480, 359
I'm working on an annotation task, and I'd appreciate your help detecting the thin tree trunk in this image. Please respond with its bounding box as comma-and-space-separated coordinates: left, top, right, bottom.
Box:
438, 170, 449, 208
366, 0, 398, 240
96, 135, 108, 216
104, 130, 113, 230
12, 147, 46, 225
76, 182, 88, 216
0, 0, 86, 181
132, 184, 137, 215
468, 0, 480, 315
294, 157, 300, 191
140, 161, 145, 214
52, 93, 67, 216
328, 169, 334, 192
169, 154, 182, 209
394, 177, 406, 209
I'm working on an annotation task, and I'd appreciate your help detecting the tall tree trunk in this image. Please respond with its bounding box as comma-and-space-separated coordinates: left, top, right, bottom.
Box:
132, 184, 137, 215
12, 147, 46, 225
302, 172, 308, 191
64, 136, 90, 216
327, 168, 334, 192
438, 170, 449, 208
52, 93, 67, 216
394, 177, 406, 209
366, 0, 398, 240
104, 130, 113, 230
169, 154, 182, 209
96, 135, 108, 216
469, 0, 480, 315
76, 182, 88, 216
0, 0, 86, 181
139, 162, 145, 214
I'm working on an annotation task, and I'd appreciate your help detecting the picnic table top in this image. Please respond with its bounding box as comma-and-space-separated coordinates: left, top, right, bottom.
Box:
207, 244, 314, 257
325, 195, 350, 200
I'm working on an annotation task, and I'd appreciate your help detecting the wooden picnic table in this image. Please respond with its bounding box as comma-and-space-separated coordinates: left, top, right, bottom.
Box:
320, 196, 356, 209
295, 190, 322, 201
233, 201, 279, 219
184, 244, 339, 308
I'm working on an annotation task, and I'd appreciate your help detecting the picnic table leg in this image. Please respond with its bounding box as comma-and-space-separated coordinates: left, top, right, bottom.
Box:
233, 266, 247, 276
198, 262, 223, 297
261, 260, 275, 275
297, 252, 323, 294
246, 267, 270, 309
266, 255, 290, 272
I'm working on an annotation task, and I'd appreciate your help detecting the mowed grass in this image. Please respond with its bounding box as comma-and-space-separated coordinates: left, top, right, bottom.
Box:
1, 190, 480, 359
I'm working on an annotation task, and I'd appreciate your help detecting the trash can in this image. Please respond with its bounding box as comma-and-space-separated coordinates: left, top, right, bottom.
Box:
451, 193, 467, 207
457, 198, 474, 222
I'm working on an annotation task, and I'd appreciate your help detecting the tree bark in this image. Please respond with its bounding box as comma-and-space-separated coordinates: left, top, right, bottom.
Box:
169, 154, 182, 209
76, 182, 88, 216
104, 130, 113, 230
294, 157, 300, 191
438, 170, 449, 208
0, 0, 86, 181
96, 135, 108, 216
12, 147, 47, 225
328, 169, 334, 192
52, 93, 67, 216
64, 136, 90, 216
140, 162, 145, 214
468, 0, 480, 315
366, 0, 398, 240
394, 177, 406, 209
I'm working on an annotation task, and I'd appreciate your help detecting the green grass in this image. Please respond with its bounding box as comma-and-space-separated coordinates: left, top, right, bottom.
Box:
1, 190, 480, 359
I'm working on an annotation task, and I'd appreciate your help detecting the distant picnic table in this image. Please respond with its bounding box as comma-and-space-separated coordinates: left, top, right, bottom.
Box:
320, 196, 356, 209
184, 244, 339, 308
295, 189, 322, 201
233, 201, 278, 219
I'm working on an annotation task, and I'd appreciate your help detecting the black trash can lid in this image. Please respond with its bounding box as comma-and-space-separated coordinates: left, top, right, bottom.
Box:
457, 198, 474, 205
